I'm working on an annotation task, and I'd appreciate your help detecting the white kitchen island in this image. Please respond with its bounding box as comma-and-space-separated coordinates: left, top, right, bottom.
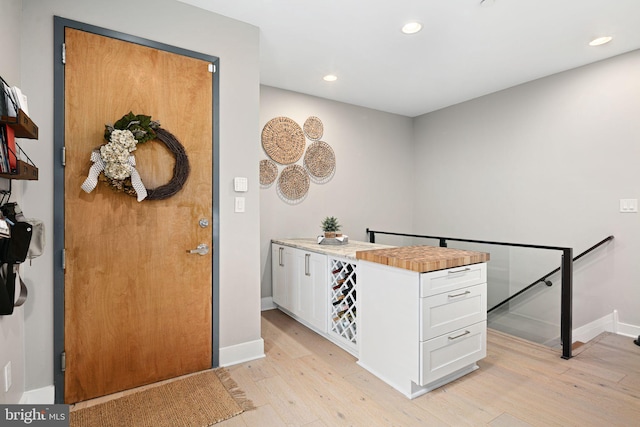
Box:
356, 245, 490, 399
271, 239, 490, 399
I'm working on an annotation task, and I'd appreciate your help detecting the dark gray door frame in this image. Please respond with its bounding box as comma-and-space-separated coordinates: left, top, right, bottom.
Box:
52, 16, 220, 404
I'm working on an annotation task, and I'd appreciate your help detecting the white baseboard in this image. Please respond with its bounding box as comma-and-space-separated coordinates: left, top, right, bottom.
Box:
573, 310, 640, 343
261, 297, 276, 311
219, 338, 265, 367
612, 309, 640, 338
19, 385, 54, 404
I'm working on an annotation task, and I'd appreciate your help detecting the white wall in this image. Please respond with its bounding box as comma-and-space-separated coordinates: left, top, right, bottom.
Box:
18, 0, 262, 396
0, 0, 27, 405
259, 86, 415, 299
412, 49, 640, 330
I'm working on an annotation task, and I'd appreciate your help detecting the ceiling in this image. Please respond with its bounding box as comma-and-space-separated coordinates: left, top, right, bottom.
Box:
177, 0, 640, 117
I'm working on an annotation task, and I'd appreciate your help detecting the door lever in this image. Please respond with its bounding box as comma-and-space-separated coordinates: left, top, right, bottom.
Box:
187, 243, 209, 256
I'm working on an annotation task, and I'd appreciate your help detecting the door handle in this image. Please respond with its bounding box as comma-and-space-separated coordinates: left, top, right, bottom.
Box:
305, 253, 310, 276
187, 243, 209, 256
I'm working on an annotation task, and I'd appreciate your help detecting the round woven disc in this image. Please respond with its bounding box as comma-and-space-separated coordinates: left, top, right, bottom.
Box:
260, 159, 278, 186
278, 164, 310, 201
303, 116, 324, 140
304, 141, 335, 178
262, 117, 305, 164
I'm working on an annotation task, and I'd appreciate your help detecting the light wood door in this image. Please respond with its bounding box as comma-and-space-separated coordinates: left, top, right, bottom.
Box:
63, 28, 213, 403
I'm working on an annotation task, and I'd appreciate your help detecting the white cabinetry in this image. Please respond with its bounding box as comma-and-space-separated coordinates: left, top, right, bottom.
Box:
271, 243, 328, 332
358, 261, 487, 399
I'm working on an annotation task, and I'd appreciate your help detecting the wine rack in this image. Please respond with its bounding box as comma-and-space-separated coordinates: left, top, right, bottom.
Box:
329, 258, 357, 351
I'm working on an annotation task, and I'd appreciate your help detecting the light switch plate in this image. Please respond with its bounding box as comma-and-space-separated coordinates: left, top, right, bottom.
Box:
619, 199, 638, 213
4, 361, 11, 392
235, 197, 245, 213
234, 177, 248, 192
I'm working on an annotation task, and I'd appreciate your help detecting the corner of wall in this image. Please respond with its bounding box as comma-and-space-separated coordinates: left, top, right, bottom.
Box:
261, 297, 276, 311
573, 310, 640, 343
19, 385, 54, 404
219, 338, 265, 367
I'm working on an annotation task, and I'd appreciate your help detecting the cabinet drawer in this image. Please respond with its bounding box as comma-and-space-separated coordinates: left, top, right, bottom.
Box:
420, 263, 486, 297
420, 284, 486, 341
419, 321, 486, 386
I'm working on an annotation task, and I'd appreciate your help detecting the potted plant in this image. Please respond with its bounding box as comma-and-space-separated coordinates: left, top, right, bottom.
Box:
321, 216, 341, 238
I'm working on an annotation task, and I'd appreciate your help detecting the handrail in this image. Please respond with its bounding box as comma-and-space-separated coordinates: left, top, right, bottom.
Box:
365, 229, 570, 251
488, 235, 614, 313
365, 228, 584, 359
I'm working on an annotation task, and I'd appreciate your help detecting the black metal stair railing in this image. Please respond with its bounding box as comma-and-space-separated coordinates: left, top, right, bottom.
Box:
365, 228, 614, 360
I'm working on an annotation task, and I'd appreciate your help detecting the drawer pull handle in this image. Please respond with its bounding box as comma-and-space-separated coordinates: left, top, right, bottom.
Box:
448, 330, 471, 340
448, 267, 471, 274
448, 290, 471, 298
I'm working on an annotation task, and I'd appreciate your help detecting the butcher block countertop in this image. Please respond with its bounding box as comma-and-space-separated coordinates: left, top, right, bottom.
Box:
355, 245, 490, 273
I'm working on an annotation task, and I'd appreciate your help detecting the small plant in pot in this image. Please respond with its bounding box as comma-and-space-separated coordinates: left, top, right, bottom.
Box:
321, 216, 341, 238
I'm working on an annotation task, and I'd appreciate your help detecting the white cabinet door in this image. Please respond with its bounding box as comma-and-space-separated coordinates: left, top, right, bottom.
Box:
272, 243, 328, 332
297, 251, 328, 332
420, 263, 486, 297
284, 248, 300, 314
420, 283, 487, 341
272, 244, 287, 308
419, 321, 486, 386
272, 244, 298, 313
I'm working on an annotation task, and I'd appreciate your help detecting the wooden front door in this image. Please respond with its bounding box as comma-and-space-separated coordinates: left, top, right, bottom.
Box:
63, 28, 213, 403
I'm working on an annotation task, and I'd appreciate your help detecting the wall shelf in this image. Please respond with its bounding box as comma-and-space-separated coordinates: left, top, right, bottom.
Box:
0, 109, 38, 139
0, 159, 38, 180
0, 110, 39, 180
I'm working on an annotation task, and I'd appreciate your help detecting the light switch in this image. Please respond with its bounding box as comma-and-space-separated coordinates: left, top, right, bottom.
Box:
235, 197, 245, 213
619, 199, 638, 213
234, 177, 248, 192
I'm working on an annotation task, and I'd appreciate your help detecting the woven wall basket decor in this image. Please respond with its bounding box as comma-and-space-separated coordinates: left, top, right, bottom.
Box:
262, 117, 306, 165
303, 116, 323, 141
304, 140, 335, 179
277, 164, 310, 201
259, 159, 279, 186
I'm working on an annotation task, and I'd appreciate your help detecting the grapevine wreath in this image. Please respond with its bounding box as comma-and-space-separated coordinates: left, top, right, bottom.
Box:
81, 112, 190, 201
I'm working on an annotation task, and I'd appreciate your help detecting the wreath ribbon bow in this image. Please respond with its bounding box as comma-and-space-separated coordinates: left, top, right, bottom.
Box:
80, 113, 189, 201
81, 150, 148, 202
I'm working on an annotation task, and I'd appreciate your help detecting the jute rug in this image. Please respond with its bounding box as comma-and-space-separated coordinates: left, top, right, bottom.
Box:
70, 368, 254, 427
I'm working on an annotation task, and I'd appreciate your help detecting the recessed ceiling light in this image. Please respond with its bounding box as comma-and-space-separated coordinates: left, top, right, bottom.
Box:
401, 22, 422, 35
323, 74, 338, 82
589, 36, 613, 46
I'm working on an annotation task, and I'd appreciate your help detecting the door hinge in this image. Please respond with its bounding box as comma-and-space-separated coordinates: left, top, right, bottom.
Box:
61, 249, 66, 270
208, 63, 216, 73
61, 351, 66, 372
62, 43, 66, 64
61, 147, 66, 166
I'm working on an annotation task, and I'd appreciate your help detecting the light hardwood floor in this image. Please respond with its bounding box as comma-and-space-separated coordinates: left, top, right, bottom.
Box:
220, 309, 640, 427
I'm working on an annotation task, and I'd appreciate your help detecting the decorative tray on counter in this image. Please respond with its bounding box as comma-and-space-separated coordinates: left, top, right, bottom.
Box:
317, 235, 349, 245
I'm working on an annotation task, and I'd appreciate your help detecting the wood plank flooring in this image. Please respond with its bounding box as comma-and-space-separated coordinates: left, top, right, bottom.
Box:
222, 309, 640, 426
